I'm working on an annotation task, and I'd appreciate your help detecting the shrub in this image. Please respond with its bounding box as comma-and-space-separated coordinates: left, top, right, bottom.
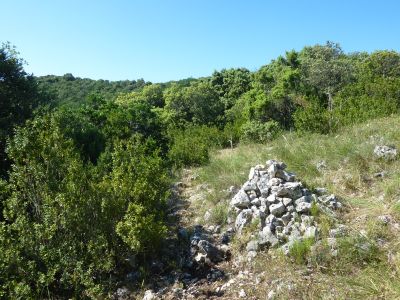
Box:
0, 113, 170, 298
240, 120, 281, 143
294, 104, 333, 134
168, 125, 224, 167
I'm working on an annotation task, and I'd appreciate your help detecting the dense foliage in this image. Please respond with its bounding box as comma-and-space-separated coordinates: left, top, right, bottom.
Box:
0, 41, 399, 297
0, 42, 43, 176
36, 74, 147, 107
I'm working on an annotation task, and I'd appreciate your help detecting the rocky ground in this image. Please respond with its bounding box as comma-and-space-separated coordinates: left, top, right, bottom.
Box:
133, 161, 345, 300
124, 140, 400, 300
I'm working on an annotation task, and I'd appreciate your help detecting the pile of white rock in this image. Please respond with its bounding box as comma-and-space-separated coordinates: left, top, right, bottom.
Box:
229, 160, 342, 255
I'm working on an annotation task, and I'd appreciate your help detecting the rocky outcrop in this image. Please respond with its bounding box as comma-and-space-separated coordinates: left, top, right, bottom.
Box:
229, 160, 342, 255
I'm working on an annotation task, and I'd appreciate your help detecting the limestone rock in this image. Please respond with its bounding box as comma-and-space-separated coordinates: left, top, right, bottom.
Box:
296, 202, 311, 213
374, 145, 397, 160
269, 202, 286, 216
231, 189, 250, 209
259, 227, 279, 248
246, 240, 260, 252
235, 209, 252, 233
143, 290, 156, 300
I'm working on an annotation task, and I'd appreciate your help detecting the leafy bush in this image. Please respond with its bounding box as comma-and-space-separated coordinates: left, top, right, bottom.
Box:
168, 125, 224, 167
0, 112, 169, 298
293, 104, 333, 134
240, 120, 281, 143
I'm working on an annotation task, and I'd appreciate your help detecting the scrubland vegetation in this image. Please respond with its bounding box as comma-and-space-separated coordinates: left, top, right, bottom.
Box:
1, 40, 400, 298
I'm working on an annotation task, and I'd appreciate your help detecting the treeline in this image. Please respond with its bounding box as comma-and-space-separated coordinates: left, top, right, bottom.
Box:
0, 41, 400, 298
36, 74, 147, 107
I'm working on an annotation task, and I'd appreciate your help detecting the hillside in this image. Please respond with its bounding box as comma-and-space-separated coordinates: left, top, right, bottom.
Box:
36, 74, 148, 106
1, 41, 400, 299
148, 115, 400, 299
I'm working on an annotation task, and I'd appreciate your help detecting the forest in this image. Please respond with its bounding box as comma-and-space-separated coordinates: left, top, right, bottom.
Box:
1, 40, 400, 298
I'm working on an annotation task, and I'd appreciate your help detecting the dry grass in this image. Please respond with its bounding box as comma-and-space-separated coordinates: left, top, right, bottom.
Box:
187, 115, 400, 299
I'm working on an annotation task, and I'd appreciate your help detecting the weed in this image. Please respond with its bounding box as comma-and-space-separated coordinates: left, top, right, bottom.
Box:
289, 238, 315, 264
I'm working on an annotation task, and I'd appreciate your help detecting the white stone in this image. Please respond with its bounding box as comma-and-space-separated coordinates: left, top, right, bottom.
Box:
143, 290, 156, 300
269, 202, 286, 216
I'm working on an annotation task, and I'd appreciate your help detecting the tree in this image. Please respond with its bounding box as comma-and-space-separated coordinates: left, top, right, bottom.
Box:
299, 42, 354, 111
0, 42, 41, 176
365, 50, 400, 78
164, 81, 224, 127
210, 68, 251, 110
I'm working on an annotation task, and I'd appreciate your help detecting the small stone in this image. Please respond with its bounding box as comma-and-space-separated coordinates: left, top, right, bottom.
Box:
316, 160, 327, 171
243, 180, 258, 192
268, 290, 276, 300
257, 177, 270, 195
247, 250, 258, 261
248, 167, 256, 180
266, 194, 277, 204
231, 189, 250, 209
268, 163, 279, 178
269, 202, 286, 216
265, 214, 276, 224
295, 195, 312, 206
269, 178, 282, 186
259, 227, 279, 248
315, 187, 328, 195
266, 159, 278, 167
248, 191, 258, 201
282, 197, 293, 206
117, 287, 130, 299
296, 202, 311, 213
377, 215, 391, 225
143, 289, 156, 300
286, 205, 295, 212
275, 169, 296, 182
255, 164, 266, 171
239, 289, 247, 298
374, 145, 397, 160
251, 197, 261, 206
374, 171, 387, 178
235, 209, 253, 233
329, 224, 348, 238
204, 210, 211, 221
281, 212, 292, 225
304, 226, 318, 240
246, 240, 260, 252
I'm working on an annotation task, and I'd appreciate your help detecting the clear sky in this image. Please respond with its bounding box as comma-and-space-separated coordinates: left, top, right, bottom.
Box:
1, 0, 399, 82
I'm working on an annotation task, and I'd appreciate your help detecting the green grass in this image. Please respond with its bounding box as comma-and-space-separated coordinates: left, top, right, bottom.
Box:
289, 238, 315, 264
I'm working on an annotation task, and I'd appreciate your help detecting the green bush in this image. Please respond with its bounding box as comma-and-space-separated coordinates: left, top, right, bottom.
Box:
294, 104, 333, 134
0, 112, 169, 298
168, 125, 224, 167
240, 120, 281, 143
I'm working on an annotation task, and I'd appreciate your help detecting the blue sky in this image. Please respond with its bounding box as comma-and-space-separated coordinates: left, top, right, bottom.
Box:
1, 0, 399, 82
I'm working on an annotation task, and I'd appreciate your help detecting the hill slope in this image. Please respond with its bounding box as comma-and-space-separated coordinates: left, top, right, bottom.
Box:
170, 115, 400, 299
